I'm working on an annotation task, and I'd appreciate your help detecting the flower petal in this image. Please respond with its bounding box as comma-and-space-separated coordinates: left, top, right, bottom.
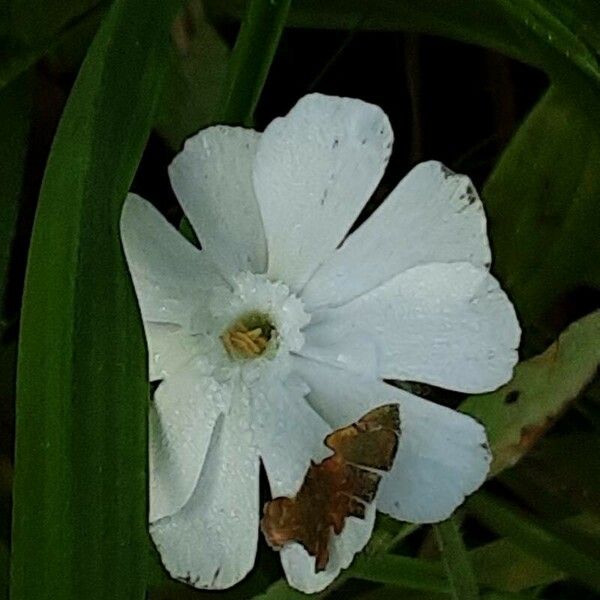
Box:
149, 364, 227, 522
252, 378, 375, 592
253, 377, 331, 498
145, 322, 196, 381
253, 93, 393, 291
291, 356, 491, 523
120, 193, 225, 327
151, 396, 259, 589
280, 505, 376, 594
302, 262, 520, 393
169, 126, 267, 277
302, 161, 492, 310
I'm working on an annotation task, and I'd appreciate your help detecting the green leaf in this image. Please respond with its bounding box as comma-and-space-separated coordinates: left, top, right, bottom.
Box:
434, 517, 480, 600
10, 0, 179, 598
460, 311, 600, 475
467, 491, 600, 591
493, 0, 600, 87
155, 0, 230, 149
217, 0, 291, 125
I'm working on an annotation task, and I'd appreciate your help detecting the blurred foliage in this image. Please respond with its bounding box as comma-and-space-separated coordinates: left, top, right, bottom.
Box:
484, 87, 600, 352
501, 434, 600, 521
206, 0, 600, 93
469, 536, 564, 592
0, 1, 106, 87
0, 75, 31, 329
467, 491, 600, 591
10, 0, 100, 44
155, 0, 230, 149
0, 0, 599, 599
0, 541, 6, 600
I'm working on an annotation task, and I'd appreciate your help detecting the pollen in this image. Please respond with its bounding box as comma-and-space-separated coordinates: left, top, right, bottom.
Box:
221, 312, 275, 359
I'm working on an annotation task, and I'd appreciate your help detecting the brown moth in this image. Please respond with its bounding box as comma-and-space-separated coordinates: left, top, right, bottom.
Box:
261, 404, 400, 572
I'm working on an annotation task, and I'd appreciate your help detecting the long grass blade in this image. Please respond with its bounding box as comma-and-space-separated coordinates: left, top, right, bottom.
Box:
434, 517, 480, 600
468, 491, 600, 592
10, 1, 179, 598
217, 0, 290, 125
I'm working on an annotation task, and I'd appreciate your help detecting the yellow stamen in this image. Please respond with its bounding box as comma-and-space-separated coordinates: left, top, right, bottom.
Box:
221, 322, 271, 358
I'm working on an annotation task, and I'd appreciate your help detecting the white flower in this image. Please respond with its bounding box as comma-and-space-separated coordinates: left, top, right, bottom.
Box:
120, 94, 520, 593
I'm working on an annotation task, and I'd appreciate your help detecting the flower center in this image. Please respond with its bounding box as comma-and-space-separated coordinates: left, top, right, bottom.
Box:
221, 311, 276, 360
201, 272, 310, 379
